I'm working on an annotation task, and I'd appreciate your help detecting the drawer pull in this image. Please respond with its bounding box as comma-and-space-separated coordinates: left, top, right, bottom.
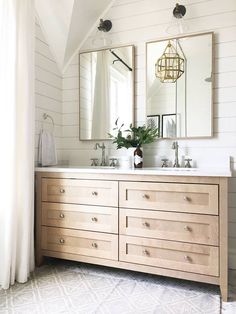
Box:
91, 217, 98, 222
60, 188, 65, 194
184, 255, 192, 262
59, 213, 65, 219
142, 194, 150, 199
143, 249, 150, 256
92, 242, 98, 248
142, 221, 150, 228
184, 225, 191, 232
59, 238, 65, 244
183, 196, 190, 201
92, 191, 98, 196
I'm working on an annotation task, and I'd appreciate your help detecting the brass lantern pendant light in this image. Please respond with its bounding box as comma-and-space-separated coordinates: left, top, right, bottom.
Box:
155, 40, 184, 83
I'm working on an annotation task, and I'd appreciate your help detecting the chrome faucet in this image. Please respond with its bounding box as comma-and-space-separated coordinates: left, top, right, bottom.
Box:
94, 142, 107, 166
172, 141, 180, 168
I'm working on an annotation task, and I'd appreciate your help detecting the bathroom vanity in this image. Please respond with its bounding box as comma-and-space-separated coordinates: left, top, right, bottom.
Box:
35, 167, 230, 301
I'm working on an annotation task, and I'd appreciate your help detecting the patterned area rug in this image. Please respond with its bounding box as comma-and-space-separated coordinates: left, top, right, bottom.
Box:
0, 259, 221, 314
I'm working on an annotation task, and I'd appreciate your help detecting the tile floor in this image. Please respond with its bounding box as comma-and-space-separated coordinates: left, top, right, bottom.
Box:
222, 270, 236, 313
0, 259, 235, 314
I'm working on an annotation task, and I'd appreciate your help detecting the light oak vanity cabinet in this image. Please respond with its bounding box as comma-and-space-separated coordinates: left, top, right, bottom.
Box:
36, 171, 228, 301
38, 177, 118, 261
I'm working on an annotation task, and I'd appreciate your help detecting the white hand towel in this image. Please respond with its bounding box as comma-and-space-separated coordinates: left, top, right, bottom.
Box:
38, 129, 57, 166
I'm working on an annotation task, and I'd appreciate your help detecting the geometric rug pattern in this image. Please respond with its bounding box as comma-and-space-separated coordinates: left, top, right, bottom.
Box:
1, 258, 235, 314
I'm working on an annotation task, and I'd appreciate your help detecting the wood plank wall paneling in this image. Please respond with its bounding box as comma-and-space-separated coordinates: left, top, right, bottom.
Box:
36, 0, 235, 268
35, 22, 63, 164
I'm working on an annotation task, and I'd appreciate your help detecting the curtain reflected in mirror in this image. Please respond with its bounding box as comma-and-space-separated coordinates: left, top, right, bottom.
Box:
79, 46, 134, 140
146, 32, 213, 139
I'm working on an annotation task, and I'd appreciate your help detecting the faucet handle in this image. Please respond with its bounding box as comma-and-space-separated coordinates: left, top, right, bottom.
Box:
91, 158, 99, 166
184, 158, 192, 168
109, 158, 117, 167
161, 158, 169, 168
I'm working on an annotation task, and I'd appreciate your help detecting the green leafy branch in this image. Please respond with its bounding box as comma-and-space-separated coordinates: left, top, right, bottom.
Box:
108, 119, 159, 149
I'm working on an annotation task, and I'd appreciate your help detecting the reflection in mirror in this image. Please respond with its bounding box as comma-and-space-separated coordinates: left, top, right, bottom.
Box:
79, 45, 134, 140
146, 32, 213, 138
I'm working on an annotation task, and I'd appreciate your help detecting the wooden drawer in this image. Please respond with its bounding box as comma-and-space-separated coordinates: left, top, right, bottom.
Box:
120, 235, 219, 276
119, 182, 218, 215
120, 209, 218, 245
42, 203, 118, 234
42, 178, 118, 207
42, 227, 118, 260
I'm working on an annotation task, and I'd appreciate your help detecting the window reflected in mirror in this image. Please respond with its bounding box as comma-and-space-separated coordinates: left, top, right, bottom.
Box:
79, 45, 134, 140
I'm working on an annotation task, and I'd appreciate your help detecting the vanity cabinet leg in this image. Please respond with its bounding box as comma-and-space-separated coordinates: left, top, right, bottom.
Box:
220, 284, 228, 302
36, 251, 44, 267
219, 177, 228, 303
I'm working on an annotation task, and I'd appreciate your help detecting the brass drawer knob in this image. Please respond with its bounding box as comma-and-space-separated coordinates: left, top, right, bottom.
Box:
184, 225, 191, 232
184, 255, 192, 262
91, 217, 98, 222
60, 188, 65, 193
183, 196, 190, 201
143, 249, 150, 256
59, 238, 65, 244
59, 213, 65, 218
142, 221, 150, 228
142, 194, 150, 199
92, 242, 98, 248
92, 191, 98, 196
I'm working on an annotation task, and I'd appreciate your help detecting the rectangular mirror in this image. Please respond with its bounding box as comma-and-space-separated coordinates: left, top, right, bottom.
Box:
146, 32, 213, 138
79, 45, 134, 140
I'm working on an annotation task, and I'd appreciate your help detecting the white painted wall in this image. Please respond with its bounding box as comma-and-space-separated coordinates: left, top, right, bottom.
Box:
36, 0, 236, 268
35, 0, 75, 70
35, 20, 63, 165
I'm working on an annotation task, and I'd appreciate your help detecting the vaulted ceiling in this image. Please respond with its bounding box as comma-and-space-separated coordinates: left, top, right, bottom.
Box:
35, 0, 113, 72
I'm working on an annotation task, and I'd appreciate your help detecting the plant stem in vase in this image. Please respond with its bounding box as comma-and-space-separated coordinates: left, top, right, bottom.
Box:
134, 145, 143, 168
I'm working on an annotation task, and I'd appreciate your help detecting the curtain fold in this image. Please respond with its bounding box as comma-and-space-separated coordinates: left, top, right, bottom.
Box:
0, 0, 35, 289
91, 50, 110, 139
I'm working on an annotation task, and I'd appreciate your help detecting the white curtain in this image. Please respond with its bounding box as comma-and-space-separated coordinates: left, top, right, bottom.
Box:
91, 50, 110, 138
0, 0, 35, 289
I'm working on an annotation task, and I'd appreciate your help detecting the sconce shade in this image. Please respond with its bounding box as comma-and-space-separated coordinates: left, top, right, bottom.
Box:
155, 41, 184, 83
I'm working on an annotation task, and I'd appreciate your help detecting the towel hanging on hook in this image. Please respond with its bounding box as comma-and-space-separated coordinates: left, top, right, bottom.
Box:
39, 113, 57, 166
42, 113, 54, 130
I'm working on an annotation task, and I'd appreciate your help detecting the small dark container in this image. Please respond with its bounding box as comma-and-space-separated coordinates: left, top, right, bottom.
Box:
134, 145, 143, 168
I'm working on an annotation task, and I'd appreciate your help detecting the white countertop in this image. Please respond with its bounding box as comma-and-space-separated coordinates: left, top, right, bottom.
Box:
35, 166, 231, 177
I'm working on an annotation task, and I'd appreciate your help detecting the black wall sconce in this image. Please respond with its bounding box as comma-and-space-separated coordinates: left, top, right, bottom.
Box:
98, 19, 112, 32
173, 3, 186, 19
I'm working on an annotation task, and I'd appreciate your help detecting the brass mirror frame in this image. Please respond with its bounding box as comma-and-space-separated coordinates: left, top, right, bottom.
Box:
79, 44, 135, 141
145, 31, 214, 140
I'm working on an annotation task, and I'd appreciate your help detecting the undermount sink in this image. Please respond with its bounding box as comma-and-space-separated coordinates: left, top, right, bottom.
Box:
143, 167, 197, 172
52, 165, 116, 170
89, 166, 116, 169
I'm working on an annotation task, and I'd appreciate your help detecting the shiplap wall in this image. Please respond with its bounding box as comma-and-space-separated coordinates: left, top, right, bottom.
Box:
61, 0, 236, 267
35, 21, 63, 165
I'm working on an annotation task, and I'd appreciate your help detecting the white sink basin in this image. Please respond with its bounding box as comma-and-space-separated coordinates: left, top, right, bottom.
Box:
143, 167, 197, 172
51, 165, 116, 170
89, 166, 115, 169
